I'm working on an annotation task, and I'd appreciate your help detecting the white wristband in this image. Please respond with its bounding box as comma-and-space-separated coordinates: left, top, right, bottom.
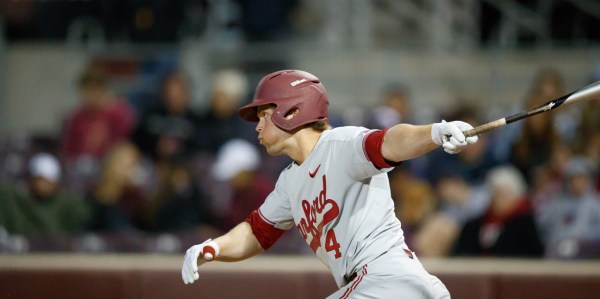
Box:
431, 120, 446, 145
202, 240, 219, 261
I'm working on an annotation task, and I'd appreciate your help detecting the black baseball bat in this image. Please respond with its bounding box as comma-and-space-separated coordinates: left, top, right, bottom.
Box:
463, 80, 600, 137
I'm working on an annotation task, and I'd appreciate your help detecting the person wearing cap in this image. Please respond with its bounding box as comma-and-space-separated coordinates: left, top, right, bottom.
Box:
210, 139, 275, 231
0, 153, 91, 237
537, 156, 600, 258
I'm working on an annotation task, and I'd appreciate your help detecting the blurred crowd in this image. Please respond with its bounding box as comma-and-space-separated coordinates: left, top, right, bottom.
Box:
0, 63, 598, 260
1, 0, 599, 47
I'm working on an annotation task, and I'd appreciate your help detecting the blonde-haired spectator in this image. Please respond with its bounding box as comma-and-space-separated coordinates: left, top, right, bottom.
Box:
389, 168, 460, 258
87, 142, 150, 232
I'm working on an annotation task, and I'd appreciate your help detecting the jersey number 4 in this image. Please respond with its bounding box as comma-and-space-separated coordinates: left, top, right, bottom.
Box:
325, 229, 342, 259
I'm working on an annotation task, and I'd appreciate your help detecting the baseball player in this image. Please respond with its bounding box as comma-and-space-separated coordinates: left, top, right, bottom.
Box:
182, 70, 478, 298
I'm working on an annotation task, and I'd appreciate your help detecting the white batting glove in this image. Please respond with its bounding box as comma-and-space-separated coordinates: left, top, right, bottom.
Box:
431, 120, 479, 154
181, 238, 220, 285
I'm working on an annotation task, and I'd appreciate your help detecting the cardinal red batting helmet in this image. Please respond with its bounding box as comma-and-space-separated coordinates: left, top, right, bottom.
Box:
238, 70, 329, 131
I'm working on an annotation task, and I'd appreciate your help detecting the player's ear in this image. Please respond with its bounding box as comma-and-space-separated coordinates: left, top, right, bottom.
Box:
284, 108, 300, 120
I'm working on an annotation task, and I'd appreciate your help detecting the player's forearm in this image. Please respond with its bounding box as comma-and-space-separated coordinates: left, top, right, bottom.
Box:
212, 222, 265, 262
381, 124, 438, 162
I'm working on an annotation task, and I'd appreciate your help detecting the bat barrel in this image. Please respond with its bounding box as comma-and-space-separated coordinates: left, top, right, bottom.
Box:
566, 80, 600, 104
460, 80, 600, 138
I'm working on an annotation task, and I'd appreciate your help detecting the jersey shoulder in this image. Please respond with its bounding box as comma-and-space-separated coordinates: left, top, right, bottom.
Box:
325, 126, 370, 141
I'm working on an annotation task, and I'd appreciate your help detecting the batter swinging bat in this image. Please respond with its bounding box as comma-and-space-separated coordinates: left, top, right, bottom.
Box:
463, 80, 600, 137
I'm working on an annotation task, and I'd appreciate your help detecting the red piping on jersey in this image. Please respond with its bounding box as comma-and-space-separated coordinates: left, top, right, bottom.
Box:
363, 129, 402, 169
340, 265, 368, 299
245, 209, 285, 250
258, 209, 276, 226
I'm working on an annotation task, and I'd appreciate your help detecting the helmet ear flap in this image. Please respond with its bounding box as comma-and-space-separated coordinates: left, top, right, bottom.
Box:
272, 101, 305, 130
282, 106, 300, 120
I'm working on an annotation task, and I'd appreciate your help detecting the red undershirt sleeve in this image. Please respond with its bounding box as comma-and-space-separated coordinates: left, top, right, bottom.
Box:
245, 209, 286, 251
364, 129, 402, 169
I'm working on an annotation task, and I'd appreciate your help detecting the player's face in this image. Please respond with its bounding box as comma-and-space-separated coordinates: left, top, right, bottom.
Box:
255, 105, 290, 156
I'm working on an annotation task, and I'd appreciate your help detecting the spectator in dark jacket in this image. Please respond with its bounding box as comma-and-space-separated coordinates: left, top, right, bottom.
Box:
454, 165, 544, 257
132, 71, 201, 163
0, 153, 91, 236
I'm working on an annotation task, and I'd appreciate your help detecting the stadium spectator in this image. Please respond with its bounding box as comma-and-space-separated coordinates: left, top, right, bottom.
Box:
509, 68, 565, 183
197, 69, 255, 156
210, 139, 274, 231
412, 213, 461, 258
132, 71, 201, 164
454, 165, 544, 257
0, 153, 91, 236
424, 105, 499, 225
571, 91, 600, 187
87, 142, 150, 232
389, 167, 460, 257
389, 168, 436, 246
537, 156, 600, 259
61, 62, 136, 195
61, 62, 136, 163
142, 162, 217, 233
528, 143, 573, 213
364, 81, 412, 129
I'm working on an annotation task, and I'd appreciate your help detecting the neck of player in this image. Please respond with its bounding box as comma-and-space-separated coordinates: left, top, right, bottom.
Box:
288, 128, 323, 165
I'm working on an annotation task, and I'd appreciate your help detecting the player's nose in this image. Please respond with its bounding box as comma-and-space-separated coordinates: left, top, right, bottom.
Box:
255, 120, 264, 132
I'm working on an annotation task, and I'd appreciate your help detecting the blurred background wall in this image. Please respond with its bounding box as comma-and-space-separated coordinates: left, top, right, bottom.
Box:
0, 0, 598, 138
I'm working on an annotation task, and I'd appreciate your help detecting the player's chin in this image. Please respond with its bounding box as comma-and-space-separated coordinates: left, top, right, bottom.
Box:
263, 144, 282, 156
264, 146, 277, 155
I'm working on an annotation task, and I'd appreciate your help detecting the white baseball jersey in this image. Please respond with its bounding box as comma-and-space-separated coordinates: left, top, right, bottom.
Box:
256, 126, 405, 287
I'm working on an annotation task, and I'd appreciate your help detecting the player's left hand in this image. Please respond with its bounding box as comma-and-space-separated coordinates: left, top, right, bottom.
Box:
431, 120, 479, 154
181, 238, 220, 284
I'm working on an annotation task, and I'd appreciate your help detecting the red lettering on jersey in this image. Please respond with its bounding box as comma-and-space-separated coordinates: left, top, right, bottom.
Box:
296, 175, 341, 256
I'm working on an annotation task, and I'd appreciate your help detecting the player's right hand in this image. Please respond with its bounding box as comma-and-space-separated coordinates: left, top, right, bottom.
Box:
431, 120, 479, 154
181, 238, 220, 284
